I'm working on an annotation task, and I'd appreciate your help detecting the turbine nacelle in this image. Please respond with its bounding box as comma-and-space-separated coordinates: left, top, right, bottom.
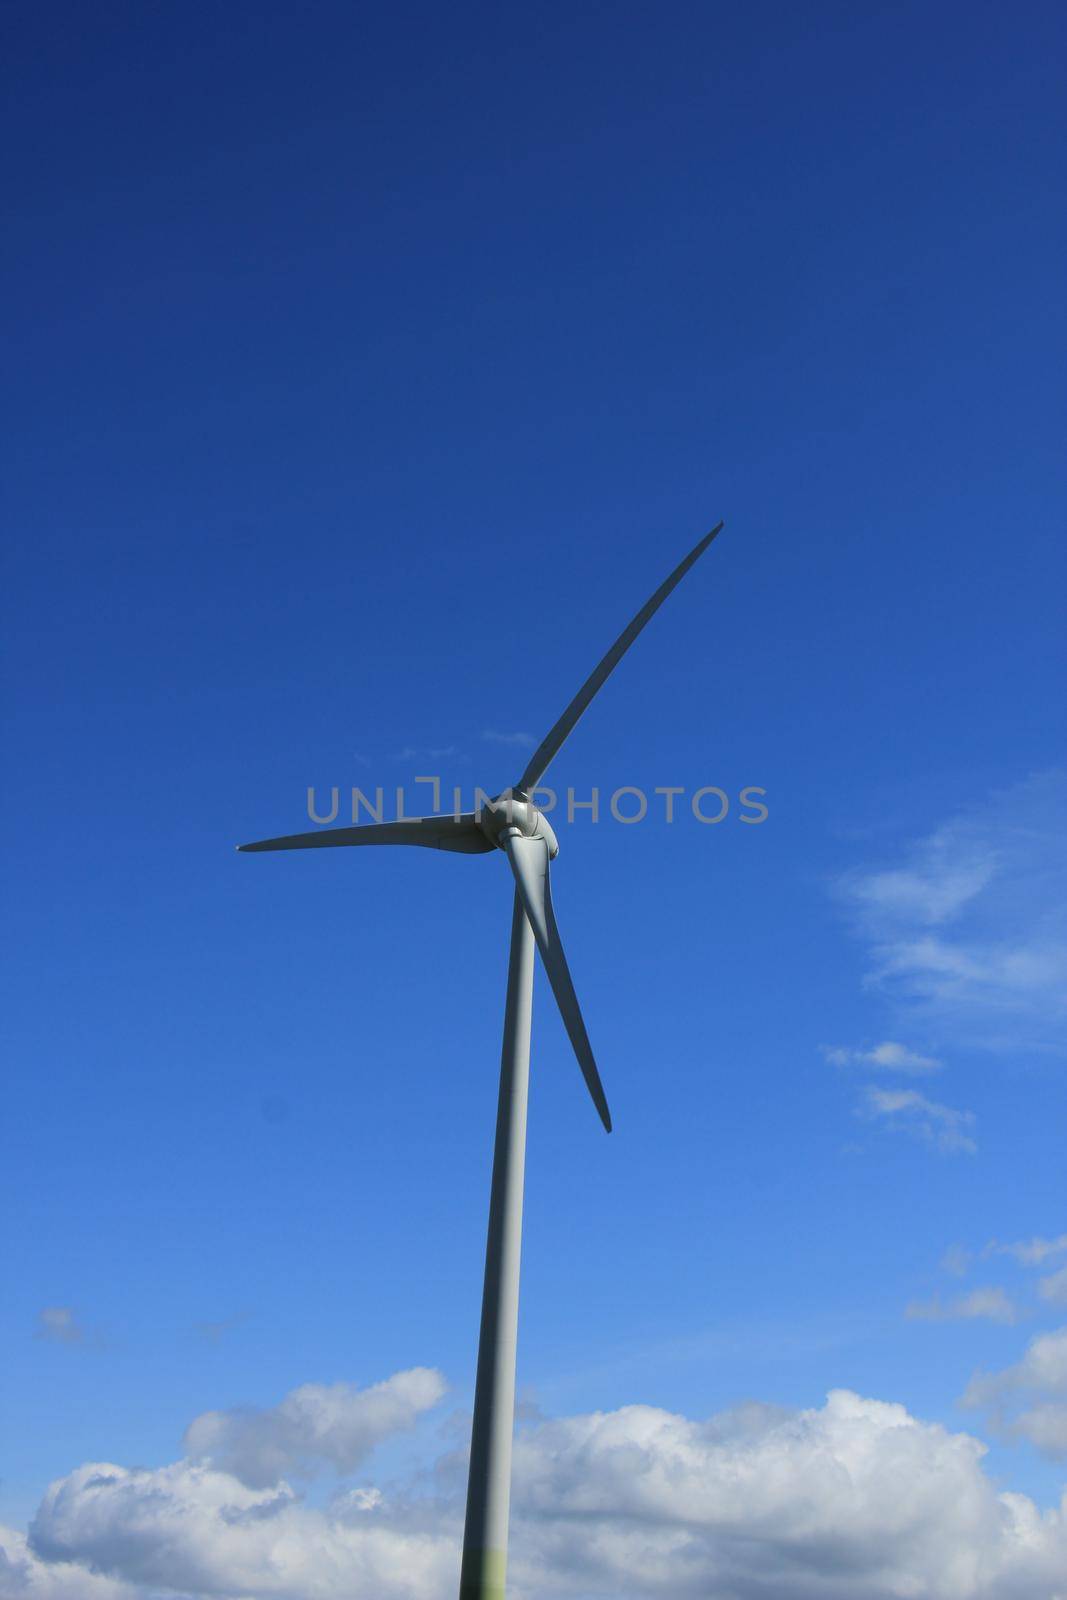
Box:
478, 792, 559, 858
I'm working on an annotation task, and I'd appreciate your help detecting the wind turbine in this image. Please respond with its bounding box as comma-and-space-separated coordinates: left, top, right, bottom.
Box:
238, 521, 725, 1600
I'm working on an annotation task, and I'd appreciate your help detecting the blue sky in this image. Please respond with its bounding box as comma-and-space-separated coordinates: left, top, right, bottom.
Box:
2, 3, 1065, 1596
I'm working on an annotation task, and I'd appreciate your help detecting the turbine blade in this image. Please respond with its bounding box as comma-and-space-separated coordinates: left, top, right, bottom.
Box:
237, 814, 493, 854
518, 522, 725, 790
503, 833, 611, 1132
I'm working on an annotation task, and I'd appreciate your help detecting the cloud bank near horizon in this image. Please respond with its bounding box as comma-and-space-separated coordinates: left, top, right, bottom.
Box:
8, 1373, 1067, 1600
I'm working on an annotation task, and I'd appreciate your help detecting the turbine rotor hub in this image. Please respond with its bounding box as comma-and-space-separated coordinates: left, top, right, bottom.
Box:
478, 792, 559, 858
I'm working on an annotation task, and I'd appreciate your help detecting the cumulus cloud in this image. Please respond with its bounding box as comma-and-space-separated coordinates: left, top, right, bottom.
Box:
963, 1325, 1067, 1458
861, 1085, 977, 1154
13, 1383, 1067, 1599
837, 771, 1067, 1051
481, 729, 535, 748
28, 1461, 455, 1600
34, 1309, 85, 1347
824, 1040, 943, 1073
183, 1368, 447, 1488
0, 1524, 135, 1598
906, 1287, 1019, 1325
509, 1389, 1067, 1598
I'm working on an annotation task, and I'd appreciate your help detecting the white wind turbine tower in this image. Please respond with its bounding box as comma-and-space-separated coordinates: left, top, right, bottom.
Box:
239, 522, 725, 1599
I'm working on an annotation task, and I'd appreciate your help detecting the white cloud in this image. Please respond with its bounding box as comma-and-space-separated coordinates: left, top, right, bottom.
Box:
838, 771, 1067, 1051
396, 745, 458, 761
481, 729, 535, 748
509, 1389, 1067, 1597
941, 1245, 972, 1277
906, 1287, 1019, 1325
0, 1524, 135, 1598
989, 1234, 1067, 1268
28, 1461, 454, 1600
15, 1381, 1067, 1599
861, 1086, 977, 1155
963, 1325, 1067, 1458
824, 1040, 943, 1073
34, 1309, 85, 1347
1040, 1268, 1067, 1307
848, 854, 997, 925
183, 1368, 447, 1488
